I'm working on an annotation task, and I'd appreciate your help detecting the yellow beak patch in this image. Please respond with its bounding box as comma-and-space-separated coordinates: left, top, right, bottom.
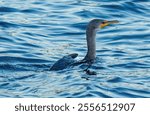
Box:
100, 22, 109, 28
100, 20, 119, 28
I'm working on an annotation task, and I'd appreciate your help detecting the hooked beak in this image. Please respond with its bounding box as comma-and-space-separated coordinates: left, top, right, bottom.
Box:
100, 20, 119, 28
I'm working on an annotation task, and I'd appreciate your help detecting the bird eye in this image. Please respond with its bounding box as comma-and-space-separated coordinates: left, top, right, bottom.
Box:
102, 22, 105, 24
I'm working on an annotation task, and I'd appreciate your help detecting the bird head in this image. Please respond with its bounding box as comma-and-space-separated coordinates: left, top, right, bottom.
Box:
88, 19, 119, 30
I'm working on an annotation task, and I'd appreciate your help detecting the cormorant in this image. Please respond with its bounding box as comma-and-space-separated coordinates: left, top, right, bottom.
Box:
50, 19, 118, 74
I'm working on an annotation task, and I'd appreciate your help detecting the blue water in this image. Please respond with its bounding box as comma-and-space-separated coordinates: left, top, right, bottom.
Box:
0, 0, 150, 98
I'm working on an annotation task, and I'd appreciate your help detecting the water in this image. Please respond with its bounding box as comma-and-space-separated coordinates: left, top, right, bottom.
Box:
0, 0, 150, 98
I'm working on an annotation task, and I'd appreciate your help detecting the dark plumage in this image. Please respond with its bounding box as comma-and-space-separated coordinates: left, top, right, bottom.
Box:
50, 19, 118, 71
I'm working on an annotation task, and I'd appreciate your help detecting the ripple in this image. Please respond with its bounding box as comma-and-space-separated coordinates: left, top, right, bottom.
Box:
0, 7, 19, 13
114, 87, 150, 98
21, 8, 44, 14
0, 21, 19, 28
0, 56, 50, 63
107, 77, 123, 82
109, 62, 150, 69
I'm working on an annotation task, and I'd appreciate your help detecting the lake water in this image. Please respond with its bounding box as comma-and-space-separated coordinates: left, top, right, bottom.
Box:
0, 0, 150, 97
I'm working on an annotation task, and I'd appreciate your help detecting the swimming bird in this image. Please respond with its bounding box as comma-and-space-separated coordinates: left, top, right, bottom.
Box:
50, 19, 118, 72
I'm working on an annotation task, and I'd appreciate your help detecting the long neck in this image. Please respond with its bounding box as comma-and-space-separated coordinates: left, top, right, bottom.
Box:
84, 27, 96, 61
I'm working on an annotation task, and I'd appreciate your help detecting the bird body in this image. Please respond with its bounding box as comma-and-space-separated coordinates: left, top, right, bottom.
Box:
50, 19, 118, 71
50, 53, 78, 71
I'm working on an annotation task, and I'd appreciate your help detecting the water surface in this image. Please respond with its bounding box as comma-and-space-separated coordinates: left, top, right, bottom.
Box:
0, 0, 150, 97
